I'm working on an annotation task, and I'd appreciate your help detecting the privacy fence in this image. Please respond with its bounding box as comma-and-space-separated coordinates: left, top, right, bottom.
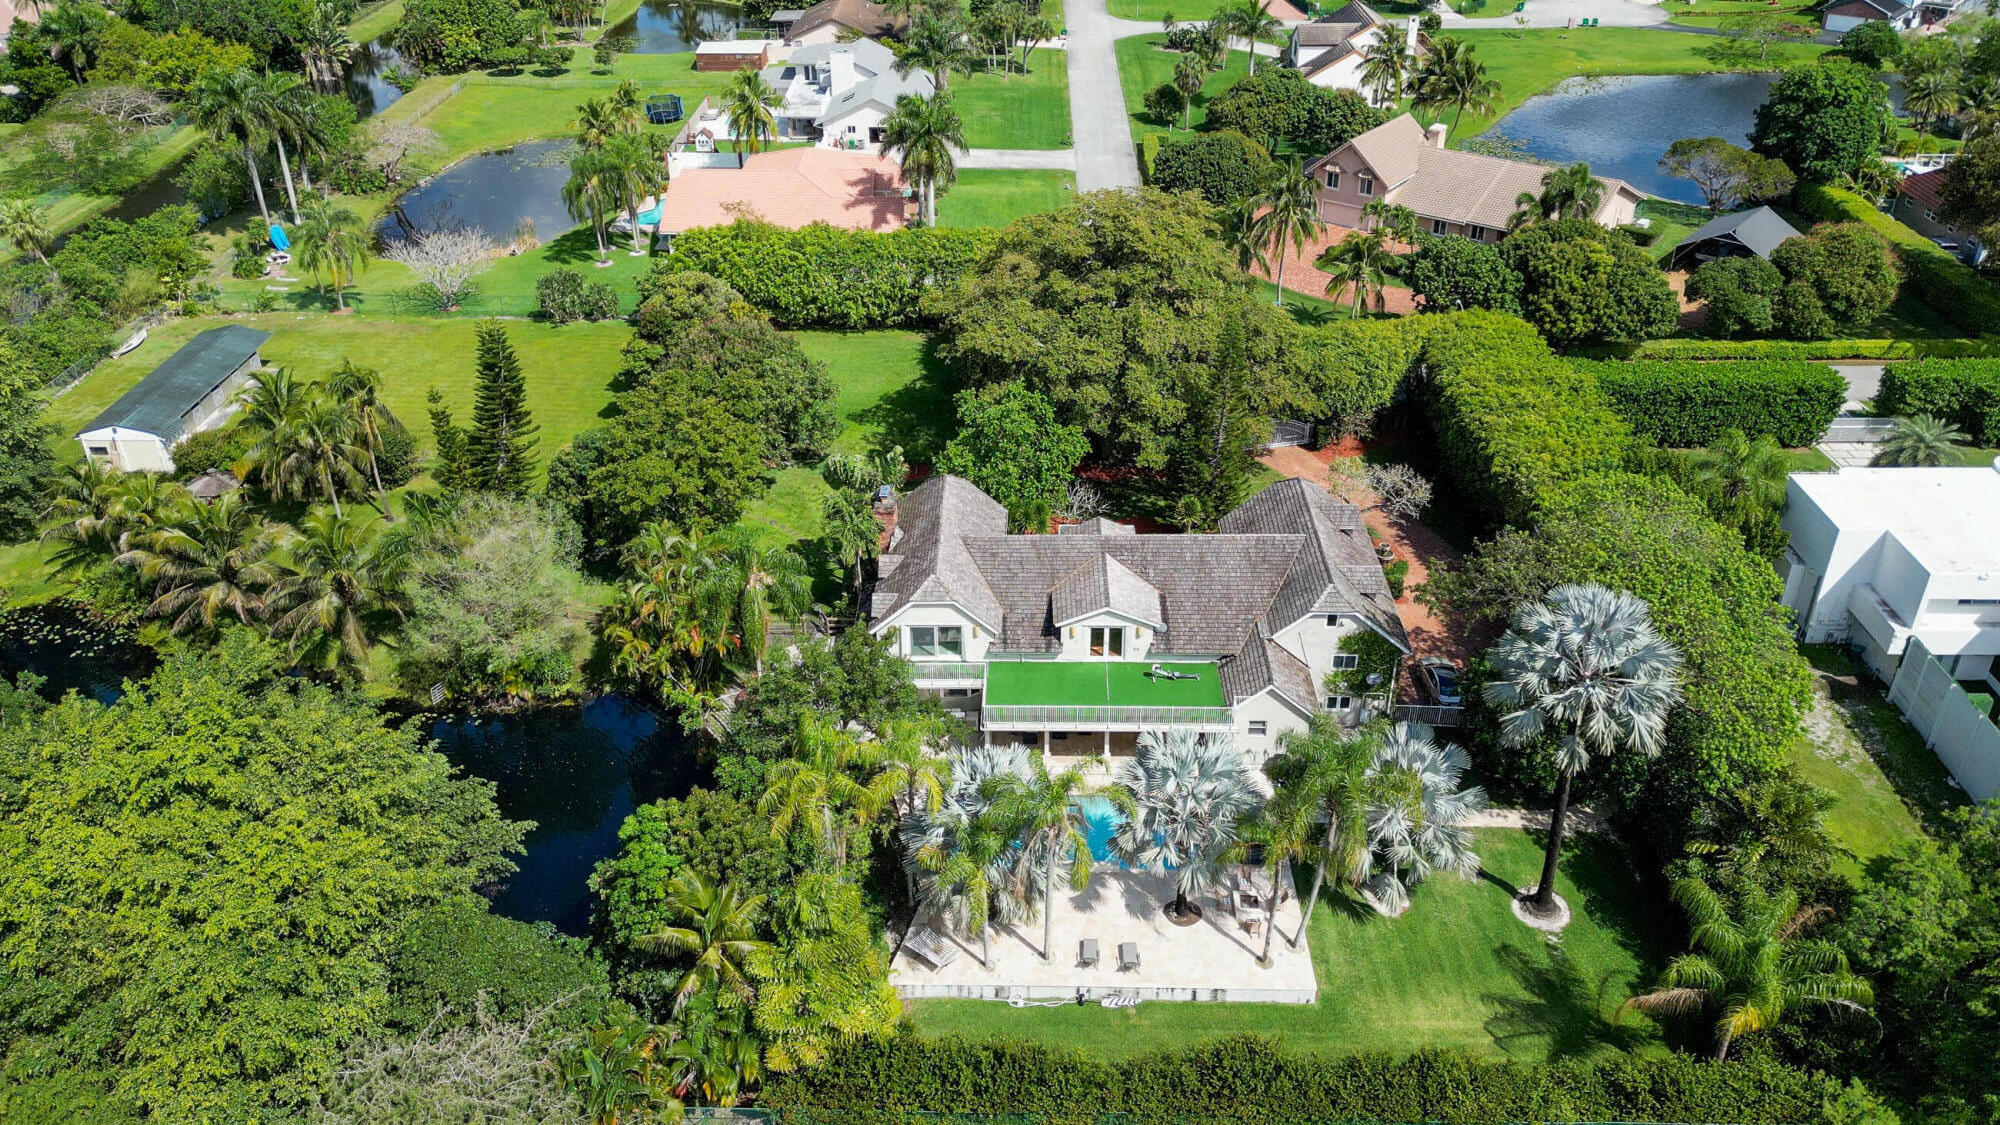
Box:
1886, 639, 2000, 802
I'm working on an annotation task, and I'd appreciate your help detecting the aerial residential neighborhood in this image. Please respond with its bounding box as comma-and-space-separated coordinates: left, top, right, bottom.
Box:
3, 0, 2000, 1118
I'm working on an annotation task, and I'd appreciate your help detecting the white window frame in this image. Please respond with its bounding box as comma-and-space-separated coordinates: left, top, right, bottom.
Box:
1468, 225, 1487, 241
907, 624, 964, 659
1358, 174, 1375, 197
1325, 169, 1341, 190
1088, 626, 1125, 657
1431, 219, 1448, 235
1247, 720, 1268, 736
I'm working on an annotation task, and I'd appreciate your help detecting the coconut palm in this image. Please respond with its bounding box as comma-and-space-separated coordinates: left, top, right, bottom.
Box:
575, 93, 641, 149
1359, 24, 1409, 108
295, 0, 356, 93
635, 869, 773, 1015
562, 146, 620, 265
1249, 155, 1325, 306
326, 360, 392, 502
284, 389, 372, 516
1483, 583, 1684, 918
1111, 728, 1264, 922
1622, 878, 1872, 1060
1412, 37, 1499, 135
41, 463, 182, 576
1904, 69, 1960, 135
1266, 715, 1381, 937
1875, 413, 1965, 466
1323, 228, 1396, 315
1693, 428, 1787, 511
1510, 162, 1603, 229
723, 68, 779, 168
1231, 0, 1281, 74
882, 90, 968, 228
758, 715, 888, 868
898, 8, 975, 90
292, 199, 372, 311
189, 67, 276, 227
0, 198, 52, 264
269, 506, 409, 672
1361, 198, 1421, 243
985, 759, 1098, 961
117, 494, 285, 633
40, 0, 108, 80
1361, 722, 1486, 915
602, 132, 668, 255
1173, 52, 1207, 129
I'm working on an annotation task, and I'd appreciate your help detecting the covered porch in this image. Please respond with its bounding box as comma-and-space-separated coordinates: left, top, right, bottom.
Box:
977, 660, 1232, 779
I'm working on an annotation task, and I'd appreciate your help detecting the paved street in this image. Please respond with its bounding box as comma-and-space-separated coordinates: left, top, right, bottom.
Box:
1064, 0, 1144, 190
1833, 364, 1886, 412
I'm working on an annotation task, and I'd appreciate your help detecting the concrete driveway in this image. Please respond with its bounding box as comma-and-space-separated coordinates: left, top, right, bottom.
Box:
961, 148, 1079, 170
1065, 0, 1145, 189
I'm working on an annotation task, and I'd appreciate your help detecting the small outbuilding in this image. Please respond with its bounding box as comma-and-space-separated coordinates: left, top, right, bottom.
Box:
76, 325, 270, 474
693, 39, 775, 71
1668, 206, 1804, 271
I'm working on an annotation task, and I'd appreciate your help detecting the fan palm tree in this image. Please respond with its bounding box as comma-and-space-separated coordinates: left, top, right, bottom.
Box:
899, 8, 976, 90
882, 90, 968, 228
1249, 155, 1325, 306
1875, 413, 1965, 466
1412, 37, 1499, 135
1323, 228, 1396, 316
189, 67, 276, 227
1361, 722, 1487, 916
562, 146, 620, 266
292, 199, 371, 311
635, 869, 772, 1015
1111, 728, 1264, 922
1266, 716, 1381, 937
1622, 878, 1872, 1060
903, 744, 1032, 964
269, 506, 410, 672
723, 68, 779, 168
1359, 24, 1409, 109
327, 361, 392, 502
1694, 428, 1787, 510
986, 759, 1098, 961
758, 715, 887, 868
1483, 584, 1684, 918
0, 199, 52, 264
117, 494, 285, 633
1173, 53, 1207, 129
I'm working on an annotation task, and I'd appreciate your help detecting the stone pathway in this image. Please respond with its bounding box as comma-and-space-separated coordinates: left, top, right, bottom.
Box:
1463, 806, 1608, 833
1832, 364, 1885, 412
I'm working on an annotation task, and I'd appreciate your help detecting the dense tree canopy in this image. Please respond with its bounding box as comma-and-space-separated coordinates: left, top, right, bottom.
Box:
0, 338, 56, 539
935, 383, 1090, 531
1937, 132, 2000, 249
1202, 69, 1384, 155
391, 0, 525, 71
1749, 61, 1893, 184
1149, 130, 1272, 206
1767, 222, 1897, 338
1400, 234, 1521, 315
1497, 220, 1679, 346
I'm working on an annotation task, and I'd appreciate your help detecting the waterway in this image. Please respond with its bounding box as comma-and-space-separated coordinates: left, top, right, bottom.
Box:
605, 0, 750, 53
375, 138, 581, 242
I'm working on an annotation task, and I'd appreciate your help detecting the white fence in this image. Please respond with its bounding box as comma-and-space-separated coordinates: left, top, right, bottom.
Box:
1886, 639, 2000, 802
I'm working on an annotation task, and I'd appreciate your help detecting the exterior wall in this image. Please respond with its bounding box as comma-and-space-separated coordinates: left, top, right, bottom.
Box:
1233, 690, 1310, 765
1053, 612, 1159, 661
1312, 148, 1394, 227
1891, 192, 1988, 264
820, 104, 889, 151
695, 48, 769, 71
1599, 190, 1640, 228
892, 981, 1317, 1004
785, 21, 848, 47
77, 427, 173, 473
1782, 482, 1879, 643
876, 603, 994, 663
1301, 49, 1368, 94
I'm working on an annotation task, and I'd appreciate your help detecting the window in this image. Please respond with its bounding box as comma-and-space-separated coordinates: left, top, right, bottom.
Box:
1329, 653, 1360, 671
1926, 209, 1938, 223
1326, 695, 1353, 710
1468, 225, 1487, 241
1325, 613, 1344, 627
1431, 219, 1448, 235
1089, 626, 1125, 657
1325, 169, 1341, 190
86, 445, 110, 457
1247, 721, 1268, 736
1958, 598, 2000, 606
907, 625, 963, 658
944, 688, 970, 697
1358, 174, 1375, 197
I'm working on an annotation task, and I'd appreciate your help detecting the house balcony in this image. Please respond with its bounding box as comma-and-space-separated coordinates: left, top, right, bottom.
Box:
978, 659, 1231, 733
909, 661, 986, 691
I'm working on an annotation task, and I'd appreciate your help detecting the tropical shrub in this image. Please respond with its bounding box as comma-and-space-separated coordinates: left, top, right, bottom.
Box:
1685, 256, 1782, 338
164, 424, 255, 480
1768, 222, 1898, 338
1795, 183, 2000, 337
1497, 220, 1678, 346
935, 382, 1090, 531
1400, 234, 1521, 315
1876, 358, 2000, 445
1578, 359, 1844, 447
1295, 315, 1430, 435
1750, 61, 1894, 184
1150, 130, 1271, 206
392, 0, 524, 72
384, 900, 617, 1031
0, 340, 56, 538
536, 266, 620, 323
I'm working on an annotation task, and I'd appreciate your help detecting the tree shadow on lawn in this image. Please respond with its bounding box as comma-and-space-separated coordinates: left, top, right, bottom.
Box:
540, 224, 625, 267
852, 335, 958, 466
1481, 941, 1652, 1062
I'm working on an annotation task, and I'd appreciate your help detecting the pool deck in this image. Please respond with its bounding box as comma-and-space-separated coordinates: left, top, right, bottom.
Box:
892, 864, 1317, 1005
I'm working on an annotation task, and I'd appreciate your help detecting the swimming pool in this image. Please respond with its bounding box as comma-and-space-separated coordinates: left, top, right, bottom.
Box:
1078, 795, 1124, 863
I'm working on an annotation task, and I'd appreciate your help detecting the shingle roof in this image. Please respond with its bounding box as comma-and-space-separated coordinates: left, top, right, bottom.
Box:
1058, 517, 1136, 535
1294, 20, 1366, 46
1318, 0, 1383, 27
785, 0, 905, 41
79, 325, 268, 442
787, 37, 895, 72
1672, 206, 1803, 261
1051, 553, 1165, 629
818, 66, 933, 125
1219, 625, 1317, 713
872, 474, 1007, 630
1218, 477, 1407, 651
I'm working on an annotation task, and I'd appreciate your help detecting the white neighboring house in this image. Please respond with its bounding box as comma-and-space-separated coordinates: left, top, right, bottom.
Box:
76, 325, 269, 474
867, 476, 1411, 771
1286, 0, 1416, 102
1820, 0, 1966, 32
757, 38, 933, 153
1780, 460, 2000, 688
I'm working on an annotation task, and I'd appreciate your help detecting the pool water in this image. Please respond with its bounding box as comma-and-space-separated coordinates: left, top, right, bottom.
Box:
1078, 795, 1125, 863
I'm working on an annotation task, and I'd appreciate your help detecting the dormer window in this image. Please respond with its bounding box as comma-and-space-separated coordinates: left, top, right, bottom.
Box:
1089, 626, 1125, 657
907, 625, 963, 659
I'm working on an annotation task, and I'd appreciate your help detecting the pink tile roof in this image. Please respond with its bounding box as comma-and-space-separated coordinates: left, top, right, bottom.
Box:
659, 147, 912, 235
1898, 168, 1948, 210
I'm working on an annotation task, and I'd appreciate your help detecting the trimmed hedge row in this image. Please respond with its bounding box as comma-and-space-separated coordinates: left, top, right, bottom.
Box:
760, 1035, 1851, 1125
1877, 358, 2000, 445
651, 221, 999, 328
1417, 311, 1630, 529
1576, 359, 1844, 447
1579, 336, 2000, 361
1795, 183, 2000, 337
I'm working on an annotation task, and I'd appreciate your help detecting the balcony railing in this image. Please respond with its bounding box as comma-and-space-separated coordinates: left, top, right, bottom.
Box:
981, 704, 1233, 729
910, 661, 987, 686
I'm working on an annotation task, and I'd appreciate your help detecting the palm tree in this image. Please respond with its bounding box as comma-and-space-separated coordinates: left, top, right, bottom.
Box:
562, 146, 620, 266
1359, 25, 1409, 109
1173, 53, 1207, 129
1249, 156, 1325, 307
1266, 716, 1381, 938
1413, 37, 1499, 136
1904, 69, 1960, 136
575, 93, 641, 149
1323, 228, 1396, 316
818, 491, 881, 598
255, 71, 316, 224
1511, 162, 1604, 229
757, 715, 886, 868
327, 361, 392, 503
40, 0, 107, 80
117, 494, 285, 633
294, 0, 355, 93
1111, 728, 1264, 922
1623, 878, 1872, 1059
872, 715, 951, 820
1361, 198, 1421, 244
0, 199, 52, 264
41, 465, 184, 577
1876, 413, 1965, 466
292, 199, 371, 311
903, 744, 1032, 965
1694, 428, 1787, 511
1483, 583, 1684, 918
562, 1022, 682, 1125
602, 132, 668, 255
189, 67, 276, 227
661, 1002, 761, 1106
716, 535, 812, 674
1231, 0, 1281, 74
882, 90, 968, 228
1361, 722, 1486, 916
269, 506, 410, 673
237, 371, 368, 512
635, 869, 773, 1016
986, 759, 1097, 961
723, 68, 779, 168
899, 8, 975, 90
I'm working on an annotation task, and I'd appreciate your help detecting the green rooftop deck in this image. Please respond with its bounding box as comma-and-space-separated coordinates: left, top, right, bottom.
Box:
981, 661, 1229, 730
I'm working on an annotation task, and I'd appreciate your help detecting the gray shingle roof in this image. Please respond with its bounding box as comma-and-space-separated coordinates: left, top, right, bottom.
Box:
1672, 206, 1803, 262
80, 326, 268, 443
872, 475, 1007, 630
818, 67, 933, 125
1051, 553, 1165, 629
1218, 477, 1408, 653
1219, 625, 1317, 712
1058, 516, 1136, 535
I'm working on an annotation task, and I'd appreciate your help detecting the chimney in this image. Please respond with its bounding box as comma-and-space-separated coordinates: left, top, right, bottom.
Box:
1427, 122, 1448, 148
829, 47, 857, 93
1404, 18, 1419, 57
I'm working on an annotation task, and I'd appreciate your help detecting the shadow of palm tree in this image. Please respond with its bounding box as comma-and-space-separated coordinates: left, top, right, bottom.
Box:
1481, 941, 1648, 1061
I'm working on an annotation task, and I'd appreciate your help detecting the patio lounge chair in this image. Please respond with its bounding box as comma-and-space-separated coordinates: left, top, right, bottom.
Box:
903, 926, 960, 970
1079, 938, 1100, 967
1118, 941, 1140, 971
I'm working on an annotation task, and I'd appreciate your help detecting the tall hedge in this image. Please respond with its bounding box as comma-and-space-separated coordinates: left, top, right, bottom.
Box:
1416, 311, 1630, 529
761, 1035, 1850, 1125
1577, 336, 2000, 361
1297, 316, 1432, 433
652, 220, 999, 328
1876, 358, 2000, 444
1576, 359, 1844, 448
1795, 183, 2000, 337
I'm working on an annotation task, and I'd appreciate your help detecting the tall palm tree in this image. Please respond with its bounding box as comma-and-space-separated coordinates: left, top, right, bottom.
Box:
1231, 0, 1281, 74
1173, 53, 1207, 129
986, 759, 1097, 961
1511, 162, 1604, 228
1361, 722, 1486, 916
872, 715, 951, 820
1250, 156, 1325, 306
1483, 583, 1684, 918
327, 361, 392, 502
575, 92, 642, 149
254, 71, 316, 224
1266, 716, 1381, 938
0, 199, 52, 264
902, 744, 1032, 965
635, 870, 772, 1015
882, 90, 968, 228
292, 199, 371, 311
1622, 878, 1872, 1060
1111, 729, 1264, 922
294, 0, 355, 93
562, 146, 620, 266
1413, 37, 1499, 136
1359, 24, 1409, 109
1694, 428, 1787, 511
269, 506, 410, 673
116, 494, 285, 633
899, 8, 975, 90
1876, 413, 1965, 466
723, 68, 779, 168
284, 390, 371, 516
602, 132, 668, 255
757, 715, 886, 868
40, 463, 181, 577
716, 535, 812, 674
189, 67, 276, 227
1323, 228, 1396, 316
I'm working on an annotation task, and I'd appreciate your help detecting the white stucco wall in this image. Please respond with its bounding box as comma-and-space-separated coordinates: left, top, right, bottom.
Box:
77, 427, 174, 474
875, 603, 995, 663
1233, 690, 1312, 765
819, 104, 888, 151
1053, 611, 1159, 661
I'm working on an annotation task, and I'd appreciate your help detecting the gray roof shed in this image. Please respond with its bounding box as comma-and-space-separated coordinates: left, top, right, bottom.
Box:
1669, 206, 1803, 269
79, 325, 269, 442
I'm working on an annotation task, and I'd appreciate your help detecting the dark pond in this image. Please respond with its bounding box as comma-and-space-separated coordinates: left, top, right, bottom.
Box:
0, 602, 157, 705
376, 138, 580, 243
430, 695, 705, 934
346, 37, 411, 117
606, 0, 750, 53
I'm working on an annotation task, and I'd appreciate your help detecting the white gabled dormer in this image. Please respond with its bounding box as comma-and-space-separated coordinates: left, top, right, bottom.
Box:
1050, 554, 1164, 661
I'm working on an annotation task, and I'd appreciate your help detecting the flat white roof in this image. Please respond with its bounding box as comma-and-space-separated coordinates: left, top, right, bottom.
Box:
1792, 460, 2000, 576
694, 38, 775, 51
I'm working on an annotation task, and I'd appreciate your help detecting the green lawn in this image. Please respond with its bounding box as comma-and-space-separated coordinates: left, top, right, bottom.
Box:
1662, 0, 1818, 28
985, 660, 1225, 707
909, 827, 1670, 1060
348, 0, 406, 40
1635, 199, 1710, 264
938, 170, 1075, 228
1118, 36, 1254, 149
953, 58, 1073, 150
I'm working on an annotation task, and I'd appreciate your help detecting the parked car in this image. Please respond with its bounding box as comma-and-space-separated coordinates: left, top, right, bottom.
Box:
1417, 657, 1463, 706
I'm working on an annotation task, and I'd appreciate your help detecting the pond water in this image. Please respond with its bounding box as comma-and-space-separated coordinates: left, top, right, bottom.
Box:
430, 695, 705, 934
346, 37, 411, 117
605, 0, 750, 53
376, 138, 581, 243
0, 602, 157, 705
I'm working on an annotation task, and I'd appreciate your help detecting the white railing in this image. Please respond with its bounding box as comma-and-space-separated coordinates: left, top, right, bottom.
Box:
982, 704, 1233, 728
1887, 638, 2000, 801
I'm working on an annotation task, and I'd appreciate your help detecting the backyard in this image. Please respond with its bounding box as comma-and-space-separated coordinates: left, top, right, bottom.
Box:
1117, 35, 1254, 149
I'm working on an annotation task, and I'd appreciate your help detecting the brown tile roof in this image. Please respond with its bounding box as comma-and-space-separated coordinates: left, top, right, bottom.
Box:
1899, 167, 1947, 210
658, 148, 912, 235
786, 0, 906, 41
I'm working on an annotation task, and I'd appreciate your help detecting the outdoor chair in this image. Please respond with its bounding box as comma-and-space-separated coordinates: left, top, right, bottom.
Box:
1079, 938, 1100, 967
1118, 941, 1140, 971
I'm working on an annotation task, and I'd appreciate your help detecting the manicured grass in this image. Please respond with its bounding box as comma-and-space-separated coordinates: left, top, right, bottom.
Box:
908, 827, 1670, 1060
349, 0, 406, 40
0, 124, 200, 251
1635, 198, 1710, 264
938, 170, 1075, 228
1664, 0, 1817, 28
1118, 35, 1253, 149
953, 58, 1074, 150
985, 659, 1225, 707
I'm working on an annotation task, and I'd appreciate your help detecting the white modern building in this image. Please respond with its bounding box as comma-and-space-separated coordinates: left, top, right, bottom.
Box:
757, 38, 933, 152
76, 325, 268, 474
1780, 460, 2000, 688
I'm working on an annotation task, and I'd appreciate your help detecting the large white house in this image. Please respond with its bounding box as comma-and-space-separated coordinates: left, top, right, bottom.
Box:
757, 38, 933, 152
867, 476, 1410, 770
1286, 0, 1418, 101
1780, 460, 2000, 688
76, 325, 268, 474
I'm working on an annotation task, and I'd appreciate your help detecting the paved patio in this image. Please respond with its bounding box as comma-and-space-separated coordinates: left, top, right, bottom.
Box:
891, 864, 1317, 1004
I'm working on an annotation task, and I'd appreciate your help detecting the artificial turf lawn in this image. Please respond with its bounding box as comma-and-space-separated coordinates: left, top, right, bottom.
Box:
906, 826, 1671, 1061
983, 660, 1226, 708
952, 57, 1075, 150
938, 170, 1077, 229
